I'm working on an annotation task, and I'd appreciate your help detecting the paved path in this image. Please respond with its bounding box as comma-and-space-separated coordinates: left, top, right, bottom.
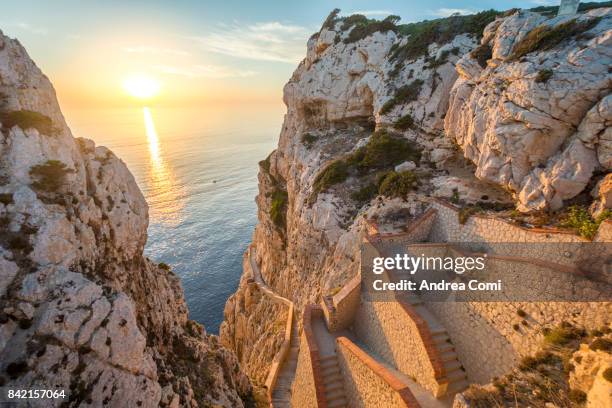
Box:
249, 248, 298, 407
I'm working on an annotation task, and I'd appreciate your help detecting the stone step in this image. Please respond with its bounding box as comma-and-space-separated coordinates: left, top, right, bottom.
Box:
327, 397, 347, 408
321, 364, 340, 376
325, 388, 345, 404
324, 378, 344, 393
447, 379, 469, 395
320, 358, 338, 368
323, 372, 343, 385
436, 342, 455, 353
440, 350, 459, 362
431, 332, 450, 345
447, 369, 467, 383
443, 360, 463, 372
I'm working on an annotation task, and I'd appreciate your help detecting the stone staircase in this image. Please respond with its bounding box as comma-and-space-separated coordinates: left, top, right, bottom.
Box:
402, 294, 469, 396
270, 320, 300, 407
319, 355, 348, 407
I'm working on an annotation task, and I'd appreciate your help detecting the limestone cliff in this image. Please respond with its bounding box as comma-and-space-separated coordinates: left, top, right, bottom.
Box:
0, 31, 252, 407
221, 5, 612, 390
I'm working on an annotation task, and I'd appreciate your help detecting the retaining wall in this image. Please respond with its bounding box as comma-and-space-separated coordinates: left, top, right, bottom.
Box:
336, 337, 421, 408
321, 274, 361, 332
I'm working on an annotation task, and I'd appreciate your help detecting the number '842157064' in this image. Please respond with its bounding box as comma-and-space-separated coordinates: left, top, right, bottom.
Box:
6, 389, 66, 399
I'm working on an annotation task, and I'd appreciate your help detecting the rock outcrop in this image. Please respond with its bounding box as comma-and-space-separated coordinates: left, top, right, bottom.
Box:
0, 31, 251, 407
222, 5, 612, 395
446, 9, 612, 212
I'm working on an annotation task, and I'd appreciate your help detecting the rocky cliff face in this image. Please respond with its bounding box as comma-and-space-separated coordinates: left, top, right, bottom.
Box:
0, 32, 251, 407
222, 6, 612, 383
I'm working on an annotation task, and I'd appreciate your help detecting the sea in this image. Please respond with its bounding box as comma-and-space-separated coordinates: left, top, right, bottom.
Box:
63, 104, 284, 334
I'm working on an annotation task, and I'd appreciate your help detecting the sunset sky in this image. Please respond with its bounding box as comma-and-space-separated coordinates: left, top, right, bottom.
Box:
1, 0, 597, 108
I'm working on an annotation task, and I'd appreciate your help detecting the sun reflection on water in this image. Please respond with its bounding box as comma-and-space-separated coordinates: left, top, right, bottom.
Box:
143, 107, 184, 225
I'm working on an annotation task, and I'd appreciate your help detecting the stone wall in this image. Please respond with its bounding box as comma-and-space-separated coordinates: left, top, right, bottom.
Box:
406, 243, 612, 384
336, 337, 420, 408
291, 305, 326, 407
321, 274, 361, 332
427, 200, 601, 266
353, 296, 441, 396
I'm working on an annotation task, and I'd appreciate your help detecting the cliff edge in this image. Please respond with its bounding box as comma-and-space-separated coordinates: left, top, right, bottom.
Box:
0, 31, 251, 407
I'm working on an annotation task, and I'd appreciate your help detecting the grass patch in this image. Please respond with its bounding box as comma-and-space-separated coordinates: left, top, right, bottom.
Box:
29, 160, 73, 192
269, 190, 288, 228
511, 18, 601, 60
559, 205, 611, 240
393, 114, 415, 130
390, 10, 499, 62
301, 133, 317, 149
0, 110, 56, 135
535, 69, 553, 83
378, 171, 419, 199
380, 80, 424, 114
470, 43, 492, 69
544, 323, 585, 346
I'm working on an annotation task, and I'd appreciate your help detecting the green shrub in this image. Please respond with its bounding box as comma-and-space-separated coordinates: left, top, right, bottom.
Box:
511, 18, 601, 60
378, 171, 418, 199
0, 193, 13, 205
391, 10, 499, 61
301, 133, 317, 149
544, 325, 582, 345
394, 114, 415, 130
535, 69, 553, 83
471, 44, 492, 68
353, 130, 421, 170
351, 183, 378, 204
603, 367, 612, 383
29, 160, 73, 192
269, 190, 288, 228
458, 206, 481, 225
568, 389, 586, 404
559, 206, 611, 240
0, 110, 56, 135
312, 160, 349, 195
589, 338, 612, 352
426, 50, 450, 69
321, 8, 341, 31
380, 80, 424, 114
343, 15, 400, 44
158, 262, 171, 271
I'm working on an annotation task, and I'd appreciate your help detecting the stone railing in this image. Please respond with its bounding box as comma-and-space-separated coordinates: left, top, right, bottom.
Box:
247, 247, 296, 404
336, 337, 421, 407
321, 274, 361, 332
361, 208, 449, 397
291, 304, 327, 408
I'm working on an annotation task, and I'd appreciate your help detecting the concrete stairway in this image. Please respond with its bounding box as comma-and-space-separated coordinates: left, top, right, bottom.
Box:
270, 320, 300, 407
401, 291, 469, 396
319, 355, 348, 408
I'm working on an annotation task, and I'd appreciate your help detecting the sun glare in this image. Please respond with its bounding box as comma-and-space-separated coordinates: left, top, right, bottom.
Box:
123, 75, 160, 100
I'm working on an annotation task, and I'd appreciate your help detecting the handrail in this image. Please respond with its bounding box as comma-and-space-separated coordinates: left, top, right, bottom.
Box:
336, 337, 422, 407
248, 247, 296, 405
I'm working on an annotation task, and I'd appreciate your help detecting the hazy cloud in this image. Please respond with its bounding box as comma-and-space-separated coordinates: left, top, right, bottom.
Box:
123, 46, 191, 56
154, 64, 257, 78
190, 21, 311, 64
2, 22, 48, 35
431, 8, 476, 17
530, 0, 557, 5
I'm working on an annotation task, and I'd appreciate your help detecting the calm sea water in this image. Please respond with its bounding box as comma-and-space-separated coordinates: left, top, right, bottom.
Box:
63, 104, 283, 333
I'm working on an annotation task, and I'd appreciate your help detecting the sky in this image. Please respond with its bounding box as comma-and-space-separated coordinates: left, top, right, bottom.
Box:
0, 0, 599, 108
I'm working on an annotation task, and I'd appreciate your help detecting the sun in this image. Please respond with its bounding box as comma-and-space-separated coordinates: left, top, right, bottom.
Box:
123, 75, 160, 100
